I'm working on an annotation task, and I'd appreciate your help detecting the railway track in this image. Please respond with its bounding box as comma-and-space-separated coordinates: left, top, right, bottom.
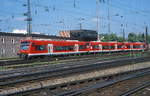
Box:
57, 69, 150, 96
0, 56, 142, 86
0, 55, 138, 76
0, 51, 145, 67
0, 56, 150, 96
0, 53, 149, 77
120, 81, 150, 96
0, 55, 149, 84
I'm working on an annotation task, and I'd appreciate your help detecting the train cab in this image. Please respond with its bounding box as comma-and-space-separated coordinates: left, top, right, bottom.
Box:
19, 40, 32, 59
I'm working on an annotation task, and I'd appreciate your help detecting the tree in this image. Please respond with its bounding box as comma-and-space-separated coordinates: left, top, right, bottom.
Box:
101, 34, 110, 42
101, 33, 125, 42
138, 33, 145, 42
109, 33, 118, 41
128, 33, 138, 42
117, 36, 124, 42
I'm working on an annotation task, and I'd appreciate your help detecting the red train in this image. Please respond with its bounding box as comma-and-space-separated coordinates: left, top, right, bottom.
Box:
18, 39, 145, 59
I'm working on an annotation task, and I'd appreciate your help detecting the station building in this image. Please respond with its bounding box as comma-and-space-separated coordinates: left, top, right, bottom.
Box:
0, 32, 71, 58
59, 29, 98, 41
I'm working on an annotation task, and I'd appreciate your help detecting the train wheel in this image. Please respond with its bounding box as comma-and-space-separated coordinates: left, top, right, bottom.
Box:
20, 54, 28, 60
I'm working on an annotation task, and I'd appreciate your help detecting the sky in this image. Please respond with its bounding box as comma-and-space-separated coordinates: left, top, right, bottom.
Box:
0, 0, 150, 37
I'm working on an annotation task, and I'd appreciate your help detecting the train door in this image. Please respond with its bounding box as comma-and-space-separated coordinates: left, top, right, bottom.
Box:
74, 44, 79, 52
99, 44, 102, 50
115, 44, 118, 50
48, 44, 53, 53
130, 44, 133, 50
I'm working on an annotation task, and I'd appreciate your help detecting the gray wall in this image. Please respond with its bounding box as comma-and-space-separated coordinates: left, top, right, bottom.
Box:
0, 36, 26, 58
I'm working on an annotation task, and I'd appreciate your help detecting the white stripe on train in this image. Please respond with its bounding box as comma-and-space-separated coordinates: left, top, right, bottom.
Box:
28, 49, 143, 56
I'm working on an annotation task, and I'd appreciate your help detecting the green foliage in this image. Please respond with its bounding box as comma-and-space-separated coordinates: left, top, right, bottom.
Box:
101, 33, 124, 42
117, 37, 124, 42
128, 33, 138, 42
137, 33, 145, 42
109, 33, 118, 41
100, 32, 149, 43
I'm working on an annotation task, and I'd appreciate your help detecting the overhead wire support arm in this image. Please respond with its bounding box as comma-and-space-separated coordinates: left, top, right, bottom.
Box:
107, 0, 111, 38
96, 0, 105, 41
96, 0, 100, 41
27, 0, 32, 35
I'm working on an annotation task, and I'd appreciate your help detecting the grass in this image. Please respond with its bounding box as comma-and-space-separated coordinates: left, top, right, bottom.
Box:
0, 57, 19, 60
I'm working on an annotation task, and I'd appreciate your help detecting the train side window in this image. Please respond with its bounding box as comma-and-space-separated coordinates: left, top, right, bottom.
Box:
35, 45, 47, 51
54, 46, 63, 51
102, 46, 115, 49
54, 46, 74, 51
133, 45, 140, 48
79, 45, 87, 50
117, 45, 122, 49
66, 46, 74, 50
92, 45, 99, 49
110, 46, 115, 49
102, 46, 109, 49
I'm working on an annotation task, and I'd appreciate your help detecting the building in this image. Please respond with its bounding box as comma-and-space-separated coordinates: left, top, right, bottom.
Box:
59, 29, 98, 41
0, 32, 71, 58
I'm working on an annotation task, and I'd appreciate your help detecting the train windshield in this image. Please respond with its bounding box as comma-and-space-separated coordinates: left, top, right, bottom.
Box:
20, 41, 30, 50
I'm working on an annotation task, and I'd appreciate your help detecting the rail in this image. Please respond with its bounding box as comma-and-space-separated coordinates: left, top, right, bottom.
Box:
57, 69, 150, 96
0, 56, 149, 96
120, 81, 150, 96
0, 56, 150, 87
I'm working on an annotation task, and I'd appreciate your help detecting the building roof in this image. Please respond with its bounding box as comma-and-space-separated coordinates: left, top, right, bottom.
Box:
60, 29, 97, 33
0, 32, 72, 40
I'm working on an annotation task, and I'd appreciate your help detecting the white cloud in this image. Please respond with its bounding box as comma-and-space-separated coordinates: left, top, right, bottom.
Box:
12, 29, 27, 34
12, 29, 41, 34
32, 32, 41, 34
91, 18, 98, 22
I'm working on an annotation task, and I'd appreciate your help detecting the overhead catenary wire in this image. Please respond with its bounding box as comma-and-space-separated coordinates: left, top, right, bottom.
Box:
0, 0, 149, 35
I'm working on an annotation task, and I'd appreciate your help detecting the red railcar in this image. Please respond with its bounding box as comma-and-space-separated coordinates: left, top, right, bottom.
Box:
19, 39, 145, 59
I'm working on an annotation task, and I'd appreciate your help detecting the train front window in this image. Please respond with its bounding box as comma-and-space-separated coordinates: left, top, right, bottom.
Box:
21, 42, 30, 50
